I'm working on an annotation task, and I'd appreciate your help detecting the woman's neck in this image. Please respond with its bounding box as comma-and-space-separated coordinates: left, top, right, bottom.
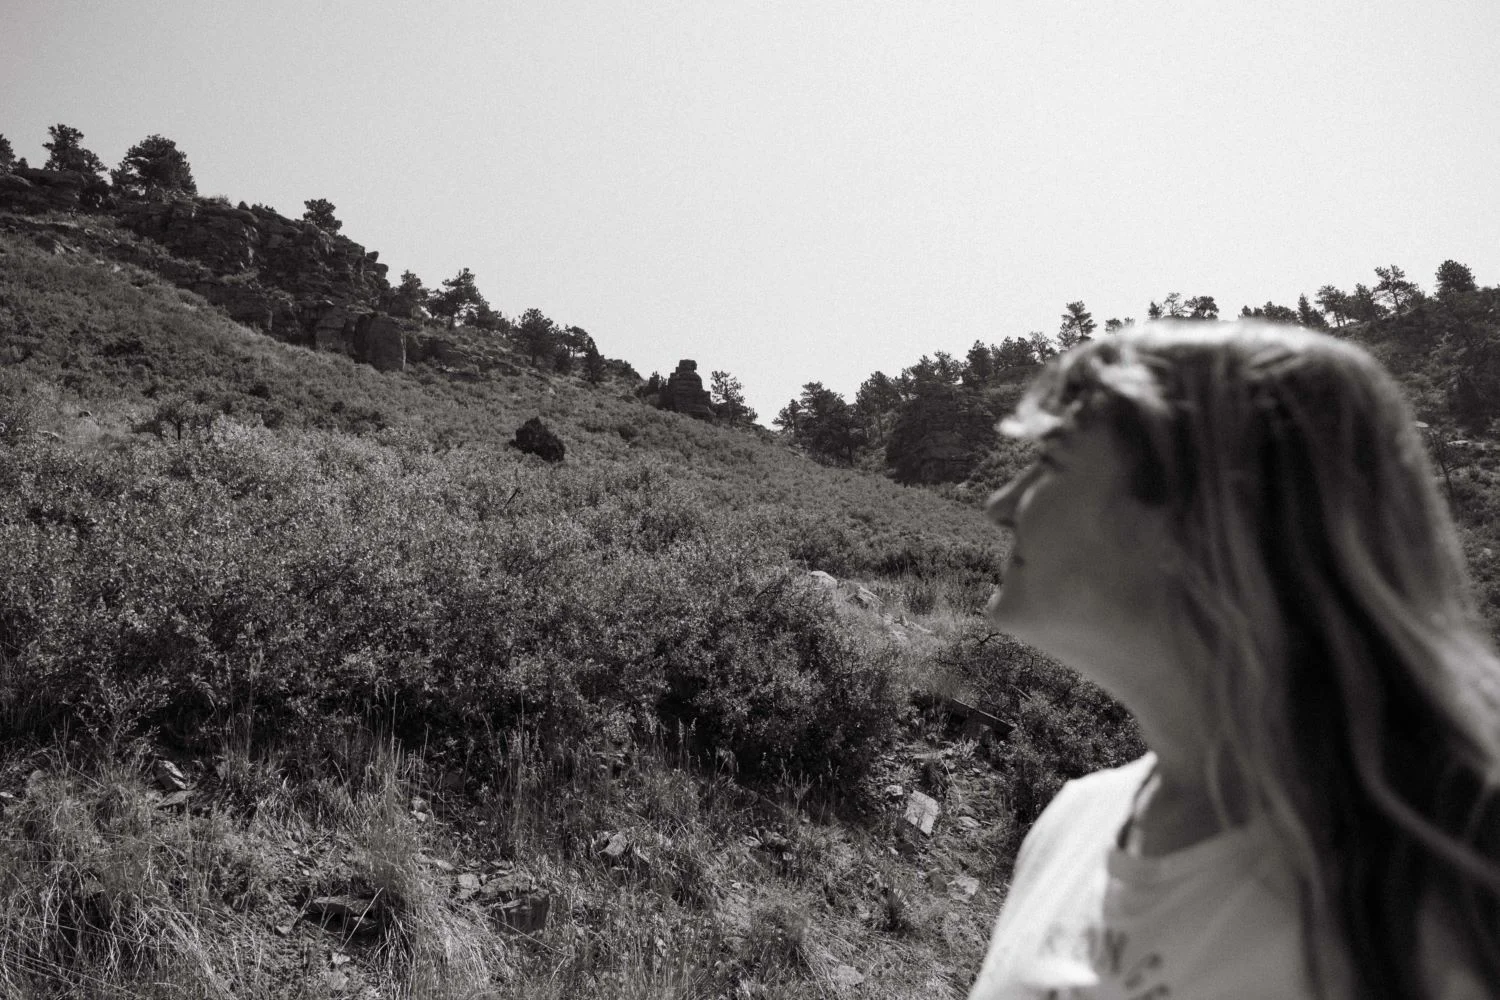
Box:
1128, 719, 1254, 863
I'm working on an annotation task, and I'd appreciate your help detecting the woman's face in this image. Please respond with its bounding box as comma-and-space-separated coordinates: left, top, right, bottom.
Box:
984, 420, 1179, 678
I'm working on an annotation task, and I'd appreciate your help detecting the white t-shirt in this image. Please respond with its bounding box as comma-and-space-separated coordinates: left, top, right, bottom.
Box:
968, 754, 1315, 1000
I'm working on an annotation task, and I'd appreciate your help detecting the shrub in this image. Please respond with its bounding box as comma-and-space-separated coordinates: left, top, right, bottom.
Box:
933, 624, 1143, 830
0, 369, 44, 444
0, 427, 901, 790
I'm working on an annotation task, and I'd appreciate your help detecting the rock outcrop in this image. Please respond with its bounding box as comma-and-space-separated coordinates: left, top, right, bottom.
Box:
0, 183, 408, 372
116, 199, 390, 307
0, 168, 87, 213
661, 360, 715, 420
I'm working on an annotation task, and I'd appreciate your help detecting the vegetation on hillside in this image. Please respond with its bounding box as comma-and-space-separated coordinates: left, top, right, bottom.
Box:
1, 222, 1075, 996
2, 119, 1496, 996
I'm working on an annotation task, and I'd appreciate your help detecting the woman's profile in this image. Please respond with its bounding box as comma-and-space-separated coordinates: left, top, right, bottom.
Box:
969, 322, 1500, 998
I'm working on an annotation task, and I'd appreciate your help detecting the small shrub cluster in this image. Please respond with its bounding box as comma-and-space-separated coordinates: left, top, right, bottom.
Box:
0, 369, 46, 444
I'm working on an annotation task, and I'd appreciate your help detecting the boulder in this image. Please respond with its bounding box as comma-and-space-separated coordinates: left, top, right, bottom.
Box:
512, 417, 565, 463
354, 313, 406, 372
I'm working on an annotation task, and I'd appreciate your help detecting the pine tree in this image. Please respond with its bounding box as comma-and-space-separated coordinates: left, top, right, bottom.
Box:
428, 269, 491, 327
1185, 295, 1218, 320
1373, 265, 1418, 313
42, 124, 105, 177
1057, 301, 1096, 349
1316, 285, 1350, 327
515, 308, 558, 364
1297, 294, 1327, 328
388, 270, 428, 318
111, 134, 197, 197
710, 370, 758, 426
302, 198, 343, 233
1436, 260, 1477, 297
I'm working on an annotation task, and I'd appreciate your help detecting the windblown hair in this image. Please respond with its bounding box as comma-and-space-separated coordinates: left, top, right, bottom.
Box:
1003, 321, 1500, 998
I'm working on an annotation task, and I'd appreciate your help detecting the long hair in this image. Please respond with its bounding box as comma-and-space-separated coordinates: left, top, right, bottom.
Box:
1001, 321, 1500, 998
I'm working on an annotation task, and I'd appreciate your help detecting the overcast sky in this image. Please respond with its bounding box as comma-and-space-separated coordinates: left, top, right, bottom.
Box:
5, 1, 1497, 423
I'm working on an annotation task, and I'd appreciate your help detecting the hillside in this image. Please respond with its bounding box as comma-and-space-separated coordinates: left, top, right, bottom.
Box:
2, 209, 1119, 999
3, 191, 1497, 997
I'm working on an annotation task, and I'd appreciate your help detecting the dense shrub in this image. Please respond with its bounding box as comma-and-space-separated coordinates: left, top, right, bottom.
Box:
0, 426, 899, 786
934, 624, 1143, 827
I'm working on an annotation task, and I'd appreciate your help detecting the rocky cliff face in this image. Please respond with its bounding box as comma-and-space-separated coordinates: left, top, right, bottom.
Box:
0, 173, 407, 372
0, 168, 90, 212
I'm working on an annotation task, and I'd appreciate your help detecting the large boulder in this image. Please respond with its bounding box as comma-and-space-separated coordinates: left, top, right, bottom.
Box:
512, 417, 565, 463
354, 313, 406, 372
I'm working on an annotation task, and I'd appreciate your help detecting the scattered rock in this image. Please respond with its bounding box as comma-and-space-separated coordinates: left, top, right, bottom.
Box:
759, 830, 791, 851
950, 875, 980, 900
903, 791, 940, 836
830, 964, 866, 989
808, 570, 839, 591
957, 816, 982, 831
480, 871, 536, 901
455, 873, 481, 900
155, 789, 192, 809
491, 893, 551, 935
944, 697, 1012, 741
306, 895, 383, 935
599, 831, 629, 861
153, 759, 193, 791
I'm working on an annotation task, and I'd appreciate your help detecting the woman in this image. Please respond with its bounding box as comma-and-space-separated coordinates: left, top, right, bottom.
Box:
969, 322, 1500, 998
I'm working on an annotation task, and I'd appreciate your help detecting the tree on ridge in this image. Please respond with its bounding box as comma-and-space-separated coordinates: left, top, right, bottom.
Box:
302, 198, 343, 233
710, 370, 758, 427
1373, 264, 1418, 313
1057, 301, 1096, 349
1436, 260, 1477, 298
42, 124, 105, 178
112, 134, 197, 198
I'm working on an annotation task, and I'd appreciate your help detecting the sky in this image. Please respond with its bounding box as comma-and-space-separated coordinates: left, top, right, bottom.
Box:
4, 1, 1498, 424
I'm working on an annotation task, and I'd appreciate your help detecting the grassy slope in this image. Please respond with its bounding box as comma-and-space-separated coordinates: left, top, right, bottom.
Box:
3, 215, 1126, 999
7, 212, 1493, 997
